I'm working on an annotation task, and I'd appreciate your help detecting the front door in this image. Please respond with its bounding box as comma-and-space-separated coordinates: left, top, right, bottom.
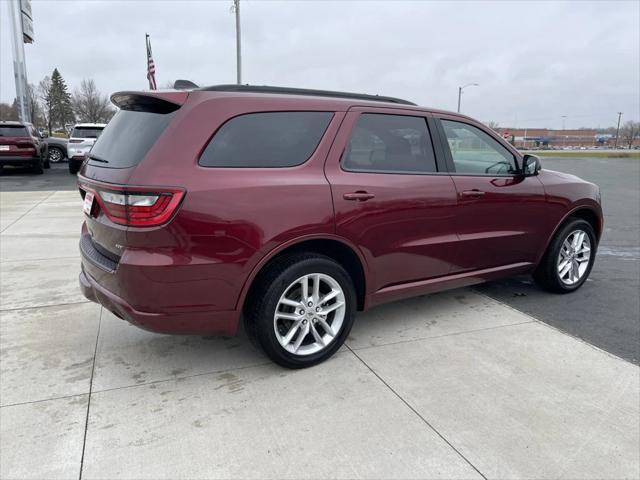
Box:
435, 116, 548, 272
325, 108, 459, 294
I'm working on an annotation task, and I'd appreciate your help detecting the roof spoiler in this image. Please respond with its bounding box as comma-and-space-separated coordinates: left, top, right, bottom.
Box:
110, 91, 189, 113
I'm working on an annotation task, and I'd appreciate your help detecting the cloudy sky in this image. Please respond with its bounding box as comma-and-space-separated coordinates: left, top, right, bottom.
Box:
1, 0, 638, 128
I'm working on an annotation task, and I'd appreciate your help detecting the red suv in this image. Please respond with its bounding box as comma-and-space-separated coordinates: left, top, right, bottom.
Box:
78, 85, 602, 368
0, 121, 49, 174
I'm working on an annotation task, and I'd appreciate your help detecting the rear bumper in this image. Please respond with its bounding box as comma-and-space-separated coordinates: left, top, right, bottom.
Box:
79, 266, 241, 336
0, 155, 40, 166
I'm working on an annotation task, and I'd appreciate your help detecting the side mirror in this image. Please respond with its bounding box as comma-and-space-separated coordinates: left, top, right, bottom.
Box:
522, 154, 541, 176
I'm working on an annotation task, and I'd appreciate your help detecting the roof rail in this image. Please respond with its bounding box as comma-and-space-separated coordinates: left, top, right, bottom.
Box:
197, 84, 416, 106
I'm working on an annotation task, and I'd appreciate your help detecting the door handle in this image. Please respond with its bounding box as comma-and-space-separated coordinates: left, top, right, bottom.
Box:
343, 191, 375, 201
460, 189, 485, 198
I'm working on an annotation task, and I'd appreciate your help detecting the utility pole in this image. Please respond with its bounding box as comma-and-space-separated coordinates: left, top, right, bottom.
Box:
457, 83, 478, 113
614, 112, 623, 149
233, 0, 242, 85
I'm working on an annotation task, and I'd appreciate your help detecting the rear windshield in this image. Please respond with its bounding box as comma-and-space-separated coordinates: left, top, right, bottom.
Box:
88, 110, 175, 168
0, 126, 28, 137
199, 112, 333, 168
71, 127, 104, 139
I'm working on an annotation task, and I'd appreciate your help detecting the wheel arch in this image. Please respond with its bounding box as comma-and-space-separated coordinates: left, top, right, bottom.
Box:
537, 204, 603, 266
238, 235, 370, 313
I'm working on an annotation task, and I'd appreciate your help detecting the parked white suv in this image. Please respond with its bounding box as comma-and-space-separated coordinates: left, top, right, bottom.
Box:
68, 123, 106, 174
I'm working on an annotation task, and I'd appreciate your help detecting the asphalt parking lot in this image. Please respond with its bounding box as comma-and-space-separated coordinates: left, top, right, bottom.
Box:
1, 160, 639, 479
478, 156, 640, 364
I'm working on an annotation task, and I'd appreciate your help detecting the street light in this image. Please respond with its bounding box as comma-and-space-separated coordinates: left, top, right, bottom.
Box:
457, 83, 479, 113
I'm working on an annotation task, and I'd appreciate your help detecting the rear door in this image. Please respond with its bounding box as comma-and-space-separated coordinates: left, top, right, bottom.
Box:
434, 115, 548, 272
325, 107, 459, 295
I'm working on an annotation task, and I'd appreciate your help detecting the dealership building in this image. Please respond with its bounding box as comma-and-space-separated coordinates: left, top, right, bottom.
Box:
494, 128, 615, 148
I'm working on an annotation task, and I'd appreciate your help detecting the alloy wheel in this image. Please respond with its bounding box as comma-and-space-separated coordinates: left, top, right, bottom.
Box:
273, 273, 346, 356
48, 148, 62, 163
557, 229, 591, 285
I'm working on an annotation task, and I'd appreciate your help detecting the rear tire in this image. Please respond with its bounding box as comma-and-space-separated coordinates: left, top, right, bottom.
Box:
68, 161, 80, 175
32, 159, 44, 175
534, 218, 596, 293
47, 146, 64, 163
244, 253, 357, 368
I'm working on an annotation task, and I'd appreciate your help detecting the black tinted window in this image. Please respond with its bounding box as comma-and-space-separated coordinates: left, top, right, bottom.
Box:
89, 110, 175, 168
0, 126, 28, 137
199, 112, 332, 168
71, 127, 104, 139
343, 114, 437, 174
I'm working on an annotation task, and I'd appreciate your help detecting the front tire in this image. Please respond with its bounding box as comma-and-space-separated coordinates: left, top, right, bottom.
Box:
534, 218, 596, 293
245, 254, 357, 368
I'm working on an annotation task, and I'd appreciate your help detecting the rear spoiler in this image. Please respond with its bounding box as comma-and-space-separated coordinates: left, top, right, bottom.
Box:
110, 91, 189, 113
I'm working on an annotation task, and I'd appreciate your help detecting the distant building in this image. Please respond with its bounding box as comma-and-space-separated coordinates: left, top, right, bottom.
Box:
494, 128, 620, 148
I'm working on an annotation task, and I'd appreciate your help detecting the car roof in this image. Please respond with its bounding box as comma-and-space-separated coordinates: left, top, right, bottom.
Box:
73, 123, 107, 128
0, 121, 27, 126
113, 84, 474, 121
189, 85, 469, 118
197, 84, 417, 106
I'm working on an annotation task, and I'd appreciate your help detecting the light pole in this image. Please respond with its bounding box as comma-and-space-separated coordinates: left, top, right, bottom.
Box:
457, 83, 478, 113
614, 112, 623, 149
232, 0, 242, 84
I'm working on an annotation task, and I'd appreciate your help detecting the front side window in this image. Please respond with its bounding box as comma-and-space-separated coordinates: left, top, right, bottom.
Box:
343, 113, 437, 174
199, 112, 333, 168
441, 120, 517, 175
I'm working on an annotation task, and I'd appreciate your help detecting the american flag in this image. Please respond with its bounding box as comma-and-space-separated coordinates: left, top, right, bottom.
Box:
146, 34, 157, 90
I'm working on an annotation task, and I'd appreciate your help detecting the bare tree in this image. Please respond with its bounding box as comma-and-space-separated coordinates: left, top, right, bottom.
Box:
485, 120, 500, 131
72, 79, 114, 123
0, 102, 18, 121
620, 121, 640, 149
27, 84, 43, 128
38, 76, 54, 135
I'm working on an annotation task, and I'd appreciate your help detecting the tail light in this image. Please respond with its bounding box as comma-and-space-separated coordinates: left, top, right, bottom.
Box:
79, 182, 185, 227
16, 141, 36, 155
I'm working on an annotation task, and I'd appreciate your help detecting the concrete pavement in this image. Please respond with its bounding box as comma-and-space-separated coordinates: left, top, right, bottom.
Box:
1, 187, 639, 479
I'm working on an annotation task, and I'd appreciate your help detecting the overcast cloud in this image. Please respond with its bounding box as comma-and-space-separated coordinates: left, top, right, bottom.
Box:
1, 0, 638, 128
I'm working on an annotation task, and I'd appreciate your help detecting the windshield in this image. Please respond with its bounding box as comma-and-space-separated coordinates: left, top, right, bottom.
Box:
0, 126, 29, 137
71, 127, 104, 139
88, 110, 175, 168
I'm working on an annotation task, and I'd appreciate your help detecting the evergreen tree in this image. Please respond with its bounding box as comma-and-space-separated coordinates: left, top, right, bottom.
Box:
49, 68, 74, 131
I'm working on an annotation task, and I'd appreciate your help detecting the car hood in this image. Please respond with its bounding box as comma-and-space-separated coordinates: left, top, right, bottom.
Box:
542, 168, 584, 183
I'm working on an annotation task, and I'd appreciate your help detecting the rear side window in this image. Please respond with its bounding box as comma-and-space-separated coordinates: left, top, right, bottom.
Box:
88, 110, 175, 168
343, 113, 437, 174
0, 126, 28, 137
199, 112, 333, 168
71, 127, 104, 139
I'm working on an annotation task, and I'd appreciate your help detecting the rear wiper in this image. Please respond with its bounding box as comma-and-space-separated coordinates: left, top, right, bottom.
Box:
89, 155, 109, 163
